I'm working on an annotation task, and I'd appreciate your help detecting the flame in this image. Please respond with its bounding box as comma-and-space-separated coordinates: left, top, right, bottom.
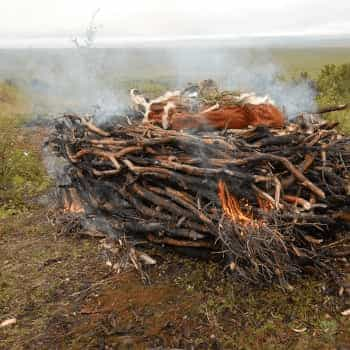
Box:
63, 188, 85, 214
257, 195, 273, 212
218, 179, 252, 225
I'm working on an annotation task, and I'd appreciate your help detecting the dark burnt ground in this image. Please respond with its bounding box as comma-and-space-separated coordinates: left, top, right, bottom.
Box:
1, 126, 350, 350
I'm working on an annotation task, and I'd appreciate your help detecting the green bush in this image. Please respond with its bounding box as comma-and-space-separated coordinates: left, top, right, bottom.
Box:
0, 84, 49, 218
316, 63, 350, 133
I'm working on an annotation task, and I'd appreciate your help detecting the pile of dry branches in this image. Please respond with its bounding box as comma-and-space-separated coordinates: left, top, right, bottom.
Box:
49, 114, 350, 285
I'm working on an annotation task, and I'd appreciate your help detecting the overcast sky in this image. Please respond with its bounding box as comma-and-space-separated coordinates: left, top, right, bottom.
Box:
0, 0, 350, 47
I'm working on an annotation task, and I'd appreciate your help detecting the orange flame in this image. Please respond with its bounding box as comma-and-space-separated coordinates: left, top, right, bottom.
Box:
218, 179, 252, 225
63, 188, 85, 214
257, 195, 273, 212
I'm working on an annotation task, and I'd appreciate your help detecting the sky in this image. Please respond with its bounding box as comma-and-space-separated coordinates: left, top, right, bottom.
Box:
0, 0, 350, 47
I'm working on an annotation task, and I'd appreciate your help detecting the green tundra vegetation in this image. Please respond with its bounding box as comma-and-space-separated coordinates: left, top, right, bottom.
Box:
271, 47, 350, 78
0, 82, 50, 218
315, 63, 350, 133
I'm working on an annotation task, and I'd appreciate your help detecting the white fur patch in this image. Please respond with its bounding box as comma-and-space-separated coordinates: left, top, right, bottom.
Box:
233, 92, 275, 106
161, 101, 176, 129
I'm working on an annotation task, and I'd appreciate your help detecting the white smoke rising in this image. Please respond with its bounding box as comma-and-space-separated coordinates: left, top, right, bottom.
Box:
0, 46, 317, 119
0, 49, 126, 116
167, 48, 317, 117
222, 59, 317, 117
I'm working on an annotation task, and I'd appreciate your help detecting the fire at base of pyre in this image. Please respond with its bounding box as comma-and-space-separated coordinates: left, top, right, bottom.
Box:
46, 82, 350, 287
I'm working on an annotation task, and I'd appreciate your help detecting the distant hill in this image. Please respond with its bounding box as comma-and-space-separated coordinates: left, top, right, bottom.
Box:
0, 34, 349, 49
142, 34, 350, 49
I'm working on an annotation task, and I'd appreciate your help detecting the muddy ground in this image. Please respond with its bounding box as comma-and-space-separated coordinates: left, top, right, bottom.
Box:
1, 126, 350, 350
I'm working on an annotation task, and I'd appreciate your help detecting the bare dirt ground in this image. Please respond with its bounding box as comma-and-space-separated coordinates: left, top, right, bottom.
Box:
1, 127, 350, 349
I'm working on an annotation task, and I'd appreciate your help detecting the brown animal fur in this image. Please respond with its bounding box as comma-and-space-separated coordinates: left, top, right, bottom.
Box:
164, 104, 285, 130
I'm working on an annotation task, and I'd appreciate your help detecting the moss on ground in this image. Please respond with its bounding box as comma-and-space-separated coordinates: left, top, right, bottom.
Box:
2, 207, 349, 349
0, 81, 50, 219
0, 209, 111, 349
160, 258, 350, 349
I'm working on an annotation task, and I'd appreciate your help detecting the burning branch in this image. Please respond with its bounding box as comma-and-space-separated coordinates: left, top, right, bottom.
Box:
218, 180, 252, 225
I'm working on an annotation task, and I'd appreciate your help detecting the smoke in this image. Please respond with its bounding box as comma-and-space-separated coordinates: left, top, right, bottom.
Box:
222, 56, 317, 117
0, 45, 317, 119
0, 49, 129, 117
166, 47, 317, 117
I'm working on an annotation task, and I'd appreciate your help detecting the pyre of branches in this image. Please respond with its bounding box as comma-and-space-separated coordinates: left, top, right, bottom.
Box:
48, 113, 350, 286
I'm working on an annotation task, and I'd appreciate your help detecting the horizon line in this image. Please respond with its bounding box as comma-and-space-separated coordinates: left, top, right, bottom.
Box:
0, 32, 349, 49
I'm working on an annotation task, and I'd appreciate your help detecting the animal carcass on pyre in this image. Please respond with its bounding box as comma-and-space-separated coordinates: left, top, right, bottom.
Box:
130, 79, 285, 130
